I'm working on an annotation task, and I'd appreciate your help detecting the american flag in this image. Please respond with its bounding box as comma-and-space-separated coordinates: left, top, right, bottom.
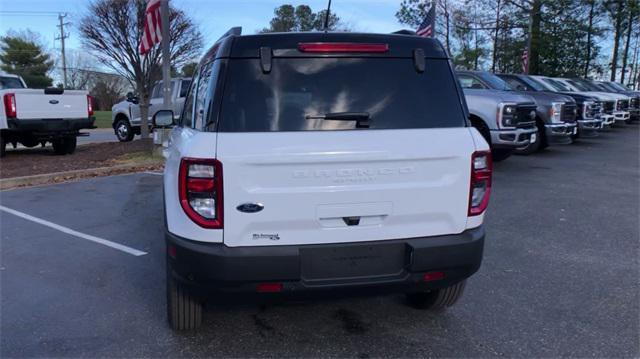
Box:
522, 49, 529, 73
139, 0, 162, 55
416, 1, 436, 38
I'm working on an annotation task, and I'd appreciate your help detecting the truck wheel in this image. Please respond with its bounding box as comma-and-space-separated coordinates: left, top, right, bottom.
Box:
52, 137, 77, 155
405, 280, 466, 310
64, 137, 77, 154
115, 119, 134, 142
0, 133, 6, 158
167, 266, 202, 331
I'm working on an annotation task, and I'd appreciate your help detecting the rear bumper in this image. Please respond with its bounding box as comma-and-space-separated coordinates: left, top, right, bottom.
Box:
166, 226, 485, 296
6, 117, 95, 133
545, 122, 576, 144
490, 127, 536, 149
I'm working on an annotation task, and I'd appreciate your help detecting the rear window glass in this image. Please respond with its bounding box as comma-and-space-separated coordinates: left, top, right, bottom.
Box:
0, 76, 25, 89
218, 58, 465, 132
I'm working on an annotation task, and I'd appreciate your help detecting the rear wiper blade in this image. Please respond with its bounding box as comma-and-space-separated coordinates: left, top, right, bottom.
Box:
305, 112, 370, 121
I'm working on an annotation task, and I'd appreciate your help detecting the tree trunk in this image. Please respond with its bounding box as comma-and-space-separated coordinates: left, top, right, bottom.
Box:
528, 0, 542, 75
610, 0, 625, 81
491, 0, 501, 73
584, 0, 595, 78
139, 91, 150, 139
620, 7, 634, 84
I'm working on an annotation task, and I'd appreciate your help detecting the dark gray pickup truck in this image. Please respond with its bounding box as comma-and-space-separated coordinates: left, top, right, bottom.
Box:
458, 71, 577, 154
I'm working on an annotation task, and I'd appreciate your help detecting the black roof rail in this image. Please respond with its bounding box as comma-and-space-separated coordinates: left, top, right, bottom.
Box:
392, 29, 416, 35
216, 27, 242, 42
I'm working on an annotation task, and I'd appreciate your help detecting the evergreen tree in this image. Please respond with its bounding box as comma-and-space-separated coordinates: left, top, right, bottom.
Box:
0, 34, 53, 88
261, 4, 344, 33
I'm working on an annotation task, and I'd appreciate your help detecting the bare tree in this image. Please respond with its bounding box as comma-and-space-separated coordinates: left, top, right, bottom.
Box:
89, 73, 129, 110
79, 0, 202, 139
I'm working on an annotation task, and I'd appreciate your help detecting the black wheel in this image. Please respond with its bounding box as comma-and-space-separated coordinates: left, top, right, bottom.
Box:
115, 119, 134, 142
167, 264, 202, 331
52, 137, 76, 155
491, 149, 512, 162
64, 136, 77, 154
406, 280, 466, 310
0, 133, 6, 158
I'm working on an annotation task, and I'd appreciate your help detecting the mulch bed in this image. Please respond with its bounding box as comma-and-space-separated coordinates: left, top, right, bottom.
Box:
0, 139, 155, 179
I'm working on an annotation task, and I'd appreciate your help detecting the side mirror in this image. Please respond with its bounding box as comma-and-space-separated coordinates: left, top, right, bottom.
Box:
153, 110, 175, 128
126, 92, 139, 104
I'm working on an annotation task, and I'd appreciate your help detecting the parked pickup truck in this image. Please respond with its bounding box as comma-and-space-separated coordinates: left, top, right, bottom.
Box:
111, 77, 191, 141
531, 76, 616, 128
498, 73, 601, 139
593, 81, 640, 121
564, 78, 633, 124
457, 71, 537, 161
459, 71, 577, 155
1, 74, 94, 157
155, 29, 491, 330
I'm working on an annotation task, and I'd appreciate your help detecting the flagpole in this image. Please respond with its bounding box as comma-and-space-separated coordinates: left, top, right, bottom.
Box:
160, 0, 171, 110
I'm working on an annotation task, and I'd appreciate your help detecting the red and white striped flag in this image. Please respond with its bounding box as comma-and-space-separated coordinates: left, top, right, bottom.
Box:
139, 0, 162, 55
522, 49, 529, 73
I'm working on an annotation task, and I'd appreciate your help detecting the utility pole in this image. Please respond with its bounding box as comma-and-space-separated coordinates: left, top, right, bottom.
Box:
55, 13, 70, 88
160, 0, 171, 110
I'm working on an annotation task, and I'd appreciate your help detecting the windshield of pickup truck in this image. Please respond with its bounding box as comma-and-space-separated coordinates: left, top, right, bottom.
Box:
545, 78, 572, 92
478, 72, 513, 91
0, 76, 25, 89
219, 58, 466, 132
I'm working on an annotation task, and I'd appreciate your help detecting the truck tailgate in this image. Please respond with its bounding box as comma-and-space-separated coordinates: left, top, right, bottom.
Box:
13, 90, 88, 120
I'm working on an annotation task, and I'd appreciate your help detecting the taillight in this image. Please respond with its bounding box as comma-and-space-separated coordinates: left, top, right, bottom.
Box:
3, 93, 17, 118
179, 158, 223, 229
87, 95, 94, 117
298, 42, 389, 53
468, 151, 492, 216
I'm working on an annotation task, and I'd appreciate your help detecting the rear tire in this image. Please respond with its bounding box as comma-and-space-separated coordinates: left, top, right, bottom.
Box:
406, 280, 466, 310
0, 133, 6, 158
52, 137, 76, 155
115, 119, 134, 142
167, 265, 202, 331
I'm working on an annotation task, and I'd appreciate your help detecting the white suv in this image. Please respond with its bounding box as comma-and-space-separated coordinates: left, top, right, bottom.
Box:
155, 28, 492, 330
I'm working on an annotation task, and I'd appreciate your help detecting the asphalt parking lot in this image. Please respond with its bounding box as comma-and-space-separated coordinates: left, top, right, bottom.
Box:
1, 124, 638, 357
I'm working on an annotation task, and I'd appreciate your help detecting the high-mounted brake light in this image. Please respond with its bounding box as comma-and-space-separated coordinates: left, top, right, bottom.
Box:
179, 158, 223, 229
468, 151, 492, 216
87, 95, 94, 117
3, 93, 17, 118
298, 42, 389, 53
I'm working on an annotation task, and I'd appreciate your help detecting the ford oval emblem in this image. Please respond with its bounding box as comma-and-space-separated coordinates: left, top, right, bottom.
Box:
49, 99, 59, 104
236, 203, 264, 213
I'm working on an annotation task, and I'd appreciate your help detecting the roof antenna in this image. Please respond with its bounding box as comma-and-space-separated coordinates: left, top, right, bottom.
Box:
323, 0, 332, 32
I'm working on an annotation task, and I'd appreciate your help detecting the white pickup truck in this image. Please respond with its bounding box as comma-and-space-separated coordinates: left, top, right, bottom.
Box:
0, 74, 95, 157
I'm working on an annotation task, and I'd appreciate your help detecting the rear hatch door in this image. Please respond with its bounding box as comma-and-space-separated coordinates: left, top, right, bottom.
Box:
216, 50, 475, 247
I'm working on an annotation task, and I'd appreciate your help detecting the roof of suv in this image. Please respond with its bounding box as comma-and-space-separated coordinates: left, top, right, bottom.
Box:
210, 32, 448, 59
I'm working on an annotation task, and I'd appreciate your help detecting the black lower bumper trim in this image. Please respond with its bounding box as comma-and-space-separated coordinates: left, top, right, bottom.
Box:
6, 117, 95, 132
166, 226, 485, 295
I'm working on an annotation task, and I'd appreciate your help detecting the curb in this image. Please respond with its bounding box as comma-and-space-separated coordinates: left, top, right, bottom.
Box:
0, 162, 163, 190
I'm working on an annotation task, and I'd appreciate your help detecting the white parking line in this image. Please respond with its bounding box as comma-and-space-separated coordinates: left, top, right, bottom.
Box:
0, 205, 147, 257
144, 171, 163, 176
